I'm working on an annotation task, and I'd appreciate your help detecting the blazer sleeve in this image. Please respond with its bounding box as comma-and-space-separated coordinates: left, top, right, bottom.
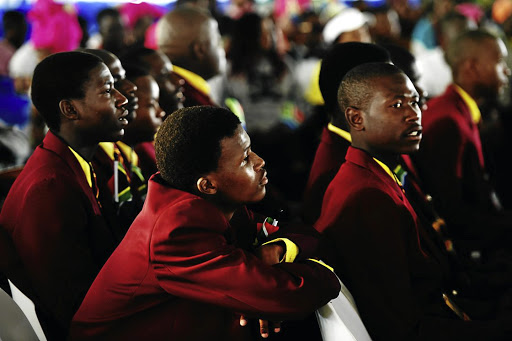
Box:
150, 198, 341, 321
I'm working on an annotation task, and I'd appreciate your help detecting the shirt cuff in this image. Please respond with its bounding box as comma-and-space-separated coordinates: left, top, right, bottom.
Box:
262, 238, 299, 263
307, 258, 334, 272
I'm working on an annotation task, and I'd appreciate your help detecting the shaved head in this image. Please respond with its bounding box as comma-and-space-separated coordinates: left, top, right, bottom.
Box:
156, 7, 224, 79
156, 7, 210, 50
338, 62, 405, 114
445, 30, 498, 77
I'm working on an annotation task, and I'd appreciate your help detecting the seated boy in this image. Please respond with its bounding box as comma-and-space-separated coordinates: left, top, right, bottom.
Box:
70, 106, 340, 340
83, 48, 146, 235
314, 62, 512, 340
121, 64, 166, 180
0, 51, 129, 339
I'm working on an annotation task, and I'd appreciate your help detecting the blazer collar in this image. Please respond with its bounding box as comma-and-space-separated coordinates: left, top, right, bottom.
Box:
41, 131, 101, 212
345, 146, 404, 199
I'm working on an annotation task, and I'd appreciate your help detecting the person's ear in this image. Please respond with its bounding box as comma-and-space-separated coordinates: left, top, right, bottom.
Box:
196, 176, 217, 195
191, 40, 207, 61
462, 57, 479, 79
59, 99, 79, 120
345, 106, 364, 131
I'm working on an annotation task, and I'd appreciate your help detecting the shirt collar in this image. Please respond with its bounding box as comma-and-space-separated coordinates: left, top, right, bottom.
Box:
116, 141, 138, 165
68, 146, 93, 188
373, 157, 403, 188
453, 84, 481, 124
327, 123, 352, 143
173, 65, 211, 96
99, 142, 115, 159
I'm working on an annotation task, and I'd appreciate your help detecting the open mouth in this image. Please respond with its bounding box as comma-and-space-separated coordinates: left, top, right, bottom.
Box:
404, 125, 422, 139
118, 110, 129, 126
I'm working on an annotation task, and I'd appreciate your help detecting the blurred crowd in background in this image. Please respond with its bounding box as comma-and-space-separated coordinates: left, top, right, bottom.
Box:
2, 0, 512, 211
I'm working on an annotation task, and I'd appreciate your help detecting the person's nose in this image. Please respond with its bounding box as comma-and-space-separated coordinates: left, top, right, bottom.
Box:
406, 102, 421, 122
156, 102, 166, 119
123, 79, 137, 96
504, 64, 511, 78
113, 88, 128, 108
253, 152, 265, 171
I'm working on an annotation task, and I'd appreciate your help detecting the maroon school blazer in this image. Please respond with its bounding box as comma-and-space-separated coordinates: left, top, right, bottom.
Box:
314, 146, 507, 340
414, 84, 510, 242
0, 131, 117, 340
70, 174, 340, 341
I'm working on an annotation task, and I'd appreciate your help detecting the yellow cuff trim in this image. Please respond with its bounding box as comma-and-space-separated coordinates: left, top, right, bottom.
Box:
307, 258, 334, 272
262, 238, 299, 263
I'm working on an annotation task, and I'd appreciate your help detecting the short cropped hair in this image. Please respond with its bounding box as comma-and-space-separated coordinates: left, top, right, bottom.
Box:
319, 42, 391, 113
155, 106, 241, 192
119, 46, 156, 73
124, 64, 150, 82
31, 51, 104, 132
338, 62, 405, 114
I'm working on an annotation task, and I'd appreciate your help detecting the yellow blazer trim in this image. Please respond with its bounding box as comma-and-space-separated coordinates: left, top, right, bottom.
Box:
68, 147, 92, 188
453, 84, 481, 124
116, 141, 139, 166
99, 142, 115, 159
304, 60, 324, 105
328, 123, 352, 143
373, 157, 403, 188
98, 142, 127, 177
262, 238, 299, 263
173, 65, 211, 96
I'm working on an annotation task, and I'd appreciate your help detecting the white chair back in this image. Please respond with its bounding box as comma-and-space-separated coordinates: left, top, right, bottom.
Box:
7, 280, 47, 341
316, 275, 372, 341
0, 287, 39, 341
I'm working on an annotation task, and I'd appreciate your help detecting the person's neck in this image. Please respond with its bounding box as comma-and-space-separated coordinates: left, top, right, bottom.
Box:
454, 80, 483, 106
330, 117, 349, 131
54, 130, 98, 161
353, 143, 399, 169
203, 195, 237, 221
373, 153, 399, 170
120, 134, 138, 148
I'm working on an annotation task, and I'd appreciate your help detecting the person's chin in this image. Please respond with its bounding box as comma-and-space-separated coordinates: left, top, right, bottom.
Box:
106, 129, 125, 142
255, 187, 266, 202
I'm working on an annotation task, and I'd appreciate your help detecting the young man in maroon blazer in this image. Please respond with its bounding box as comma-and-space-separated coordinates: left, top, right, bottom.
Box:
314, 62, 512, 340
301, 42, 391, 224
70, 106, 340, 341
413, 30, 512, 256
0, 51, 128, 339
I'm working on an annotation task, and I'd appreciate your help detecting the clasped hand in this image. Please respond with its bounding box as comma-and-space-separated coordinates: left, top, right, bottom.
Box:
240, 242, 285, 338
